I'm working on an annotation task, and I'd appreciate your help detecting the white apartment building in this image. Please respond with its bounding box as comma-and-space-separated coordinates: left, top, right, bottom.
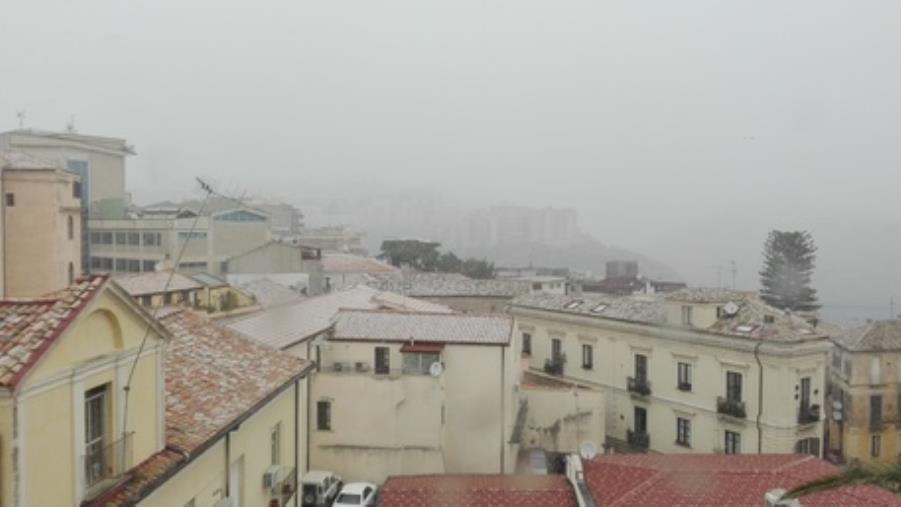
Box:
509, 288, 830, 457
87, 207, 271, 275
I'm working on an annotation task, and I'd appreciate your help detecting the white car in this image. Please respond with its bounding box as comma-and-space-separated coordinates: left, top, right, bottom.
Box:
333, 482, 378, 507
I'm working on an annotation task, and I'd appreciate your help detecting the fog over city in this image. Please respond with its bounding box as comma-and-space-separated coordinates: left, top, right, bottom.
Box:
4, 0, 901, 323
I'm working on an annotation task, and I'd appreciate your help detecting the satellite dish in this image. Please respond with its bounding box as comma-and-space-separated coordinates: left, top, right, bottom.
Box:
429, 362, 444, 377
579, 441, 597, 460
723, 301, 740, 316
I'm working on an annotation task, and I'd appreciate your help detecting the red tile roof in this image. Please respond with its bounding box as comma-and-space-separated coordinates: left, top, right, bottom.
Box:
379, 474, 578, 507
87, 309, 314, 506
0, 275, 106, 388
584, 454, 899, 506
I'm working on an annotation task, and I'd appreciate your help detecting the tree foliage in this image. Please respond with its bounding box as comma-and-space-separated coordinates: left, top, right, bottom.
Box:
759, 230, 820, 312
783, 461, 901, 499
380, 240, 495, 279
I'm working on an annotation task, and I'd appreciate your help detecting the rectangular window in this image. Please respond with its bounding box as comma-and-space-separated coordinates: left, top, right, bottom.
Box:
870, 395, 882, 427
141, 295, 152, 307
317, 400, 331, 430
581, 343, 593, 369
800, 377, 811, 411
178, 231, 208, 241
91, 232, 101, 245
85, 384, 108, 487
142, 260, 157, 272
634, 354, 648, 382
522, 332, 532, 355
142, 232, 161, 246
832, 352, 842, 370
177, 261, 207, 271
73, 181, 82, 198
551, 338, 562, 362
676, 417, 691, 447
402, 352, 439, 375
634, 406, 647, 433
127, 232, 140, 245
270, 422, 281, 465
115, 232, 127, 245
796, 437, 820, 457
115, 258, 127, 272
375, 346, 390, 375
101, 232, 113, 245
4, 193, 14, 206
678, 362, 692, 391
681, 305, 693, 326
871, 434, 881, 457
726, 371, 743, 403
163, 293, 172, 305
127, 259, 140, 272
725, 430, 741, 455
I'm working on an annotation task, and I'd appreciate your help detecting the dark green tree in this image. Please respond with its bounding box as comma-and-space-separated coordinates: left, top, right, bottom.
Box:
380, 240, 441, 270
783, 461, 901, 500
460, 258, 495, 279
435, 251, 463, 273
759, 230, 820, 311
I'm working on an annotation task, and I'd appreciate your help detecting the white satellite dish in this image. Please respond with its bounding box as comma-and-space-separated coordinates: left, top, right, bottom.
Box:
429, 362, 444, 377
579, 441, 597, 460
723, 301, 740, 316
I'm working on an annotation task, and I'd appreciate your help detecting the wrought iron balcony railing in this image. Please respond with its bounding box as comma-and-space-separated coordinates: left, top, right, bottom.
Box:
626, 429, 650, 450
798, 404, 821, 424
717, 397, 747, 419
627, 376, 651, 396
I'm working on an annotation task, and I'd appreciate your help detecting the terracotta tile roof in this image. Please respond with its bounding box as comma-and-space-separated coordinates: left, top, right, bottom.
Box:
160, 309, 312, 451
835, 319, 901, 351
333, 309, 512, 345
88, 309, 313, 506
322, 253, 398, 273
369, 272, 530, 298
379, 474, 578, 507
226, 285, 453, 349
0, 275, 106, 388
113, 272, 203, 297
583, 454, 899, 506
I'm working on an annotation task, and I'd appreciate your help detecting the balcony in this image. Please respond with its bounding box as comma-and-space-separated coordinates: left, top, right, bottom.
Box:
717, 397, 747, 419
626, 429, 650, 450
677, 381, 692, 392
627, 377, 651, 397
798, 404, 821, 425
544, 355, 566, 376
84, 432, 134, 497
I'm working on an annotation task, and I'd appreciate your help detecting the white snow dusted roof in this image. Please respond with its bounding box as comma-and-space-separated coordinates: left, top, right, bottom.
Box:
333, 309, 512, 345
225, 285, 453, 349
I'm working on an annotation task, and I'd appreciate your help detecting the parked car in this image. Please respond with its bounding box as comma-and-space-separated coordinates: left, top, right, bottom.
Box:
300, 470, 342, 507
333, 482, 378, 507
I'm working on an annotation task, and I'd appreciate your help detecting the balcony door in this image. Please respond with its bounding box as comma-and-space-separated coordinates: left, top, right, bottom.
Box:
634, 354, 647, 383
726, 371, 742, 403
375, 347, 390, 375
800, 377, 811, 411
85, 384, 108, 487
634, 406, 647, 434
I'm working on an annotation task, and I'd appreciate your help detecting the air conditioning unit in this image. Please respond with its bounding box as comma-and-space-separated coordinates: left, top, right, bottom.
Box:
263, 465, 287, 489
355, 361, 370, 373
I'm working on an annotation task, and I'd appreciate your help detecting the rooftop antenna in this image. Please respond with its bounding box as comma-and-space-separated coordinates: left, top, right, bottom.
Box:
15, 110, 25, 129
891, 296, 895, 320
65, 115, 76, 133
730, 260, 737, 289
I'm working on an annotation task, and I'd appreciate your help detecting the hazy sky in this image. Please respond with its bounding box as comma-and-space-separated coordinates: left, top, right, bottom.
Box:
3, 0, 901, 314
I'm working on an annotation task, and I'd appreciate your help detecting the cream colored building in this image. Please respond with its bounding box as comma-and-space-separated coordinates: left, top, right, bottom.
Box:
1, 151, 82, 297
0, 275, 313, 507
88, 207, 271, 276
827, 319, 901, 466
510, 288, 830, 457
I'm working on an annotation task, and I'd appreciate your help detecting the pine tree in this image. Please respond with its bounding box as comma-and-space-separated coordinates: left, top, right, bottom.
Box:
759, 230, 820, 312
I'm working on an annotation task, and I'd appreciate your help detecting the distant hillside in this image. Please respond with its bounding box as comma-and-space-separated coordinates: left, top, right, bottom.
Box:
453, 234, 682, 281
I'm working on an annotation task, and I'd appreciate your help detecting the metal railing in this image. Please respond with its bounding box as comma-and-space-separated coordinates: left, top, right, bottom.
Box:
627, 377, 651, 396
544, 356, 565, 376
84, 432, 134, 490
626, 429, 650, 450
717, 397, 747, 419
798, 404, 821, 424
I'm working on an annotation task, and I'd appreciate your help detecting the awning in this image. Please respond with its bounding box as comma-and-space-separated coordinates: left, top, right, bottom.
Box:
400, 342, 445, 353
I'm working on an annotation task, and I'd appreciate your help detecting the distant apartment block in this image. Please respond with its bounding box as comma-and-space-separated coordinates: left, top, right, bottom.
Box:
454, 206, 580, 250
88, 207, 271, 275
0, 151, 82, 296
510, 288, 830, 457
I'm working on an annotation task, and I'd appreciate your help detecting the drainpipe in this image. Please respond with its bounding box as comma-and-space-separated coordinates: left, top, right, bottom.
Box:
500, 346, 506, 473
225, 431, 231, 498
294, 378, 300, 507
754, 339, 764, 454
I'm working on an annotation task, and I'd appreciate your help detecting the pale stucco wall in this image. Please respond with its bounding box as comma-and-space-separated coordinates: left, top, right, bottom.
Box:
513, 308, 828, 456
2, 168, 81, 297
520, 387, 605, 456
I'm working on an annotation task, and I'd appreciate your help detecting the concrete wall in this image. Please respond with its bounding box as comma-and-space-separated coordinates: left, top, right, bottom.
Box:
512, 307, 829, 456
2, 168, 81, 296
307, 340, 513, 484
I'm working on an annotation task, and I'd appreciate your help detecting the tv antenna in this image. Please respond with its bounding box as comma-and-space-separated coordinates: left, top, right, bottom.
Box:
15, 110, 25, 129
729, 260, 737, 289
65, 115, 77, 133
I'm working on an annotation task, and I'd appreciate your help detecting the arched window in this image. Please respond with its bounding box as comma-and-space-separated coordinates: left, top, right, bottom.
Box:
68, 262, 75, 285
67, 215, 74, 240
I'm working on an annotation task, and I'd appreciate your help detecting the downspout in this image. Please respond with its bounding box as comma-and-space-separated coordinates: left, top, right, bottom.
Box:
754, 339, 764, 454
306, 367, 312, 472
500, 345, 506, 473
1, 173, 6, 298
294, 378, 300, 507
225, 431, 231, 498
